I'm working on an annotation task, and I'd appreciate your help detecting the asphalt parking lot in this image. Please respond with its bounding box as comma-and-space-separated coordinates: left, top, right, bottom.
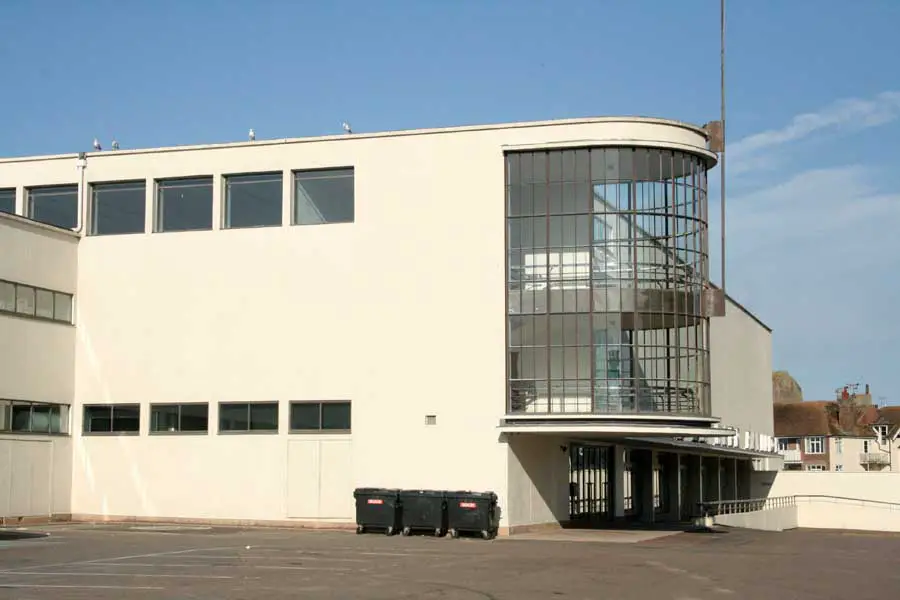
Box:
1, 524, 899, 599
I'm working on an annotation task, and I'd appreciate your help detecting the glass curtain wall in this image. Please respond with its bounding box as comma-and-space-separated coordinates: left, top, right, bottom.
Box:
506, 147, 711, 416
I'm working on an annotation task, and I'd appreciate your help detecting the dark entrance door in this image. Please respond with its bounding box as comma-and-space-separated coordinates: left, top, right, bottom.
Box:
568, 444, 611, 522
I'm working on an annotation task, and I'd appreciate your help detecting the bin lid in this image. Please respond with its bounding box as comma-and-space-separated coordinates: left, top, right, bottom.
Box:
353, 487, 400, 495
444, 490, 497, 500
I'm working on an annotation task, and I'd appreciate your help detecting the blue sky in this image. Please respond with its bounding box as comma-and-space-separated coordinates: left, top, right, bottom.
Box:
2, 0, 898, 402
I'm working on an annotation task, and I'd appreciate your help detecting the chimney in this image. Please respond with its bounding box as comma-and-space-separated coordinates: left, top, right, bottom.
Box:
866, 383, 870, 395
837, 397, 856, 434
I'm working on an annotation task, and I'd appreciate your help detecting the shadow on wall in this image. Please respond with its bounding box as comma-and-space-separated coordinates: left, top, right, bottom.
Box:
505, 433, 569, 527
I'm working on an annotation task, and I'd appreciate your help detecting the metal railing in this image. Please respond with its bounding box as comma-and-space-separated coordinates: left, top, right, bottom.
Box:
698, 496, 795, 517
859, 452, 890, 465
778, 449, 802, 463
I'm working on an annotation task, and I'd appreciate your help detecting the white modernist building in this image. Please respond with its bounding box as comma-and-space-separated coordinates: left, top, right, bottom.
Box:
0, 117, 776, 533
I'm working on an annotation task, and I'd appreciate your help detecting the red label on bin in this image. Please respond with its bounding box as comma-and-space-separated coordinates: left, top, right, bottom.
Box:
459, 501, 477, 509
367, 498, 384, 505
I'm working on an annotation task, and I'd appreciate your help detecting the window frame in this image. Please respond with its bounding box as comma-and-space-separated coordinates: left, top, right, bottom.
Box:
149, 402, 210, 435
89, 180, 148, 236
82, 403, 141, 435
0, 278, 74, 325
289, 401, 352, 433
804, 436, 825, 455
0, 188, 15, 215
154, 176, 215, 233
26, 184, 79, 229
291, 167, 355, 226
806, 464, 825, 472
217, 401, 279, 434
222, 171, 284, 230
0, 399, 70, 435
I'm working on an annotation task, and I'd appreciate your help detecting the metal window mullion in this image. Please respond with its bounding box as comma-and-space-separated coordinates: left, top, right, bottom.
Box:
543, 153, 551, 414
588, 150, 595, 415
629, 152, 639, 412
670, 153, 681, 411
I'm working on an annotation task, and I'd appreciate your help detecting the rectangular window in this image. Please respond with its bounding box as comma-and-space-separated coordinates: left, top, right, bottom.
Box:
835, 439, 843, 454
0, 188, 14, 214
27, 185, 79, 229
806, 464, 825, 472
1, 400, 69, 434
293, 168, 354, 225
15, 284, 35, 316
156, 177, 213, 232
0, 279, 74, 324
0, 281, 14, 312
290, 401, 351, 432
54, 292, 73, 323
835, 465, 843, 472
863, 440, 870, 453
805, 436, 825, 454
224, 172, 283, 229
149, 403, 209, 433
218, 402, 278, 433
83, 404, 140, 434
777, 438, 789, 451
90, 181, 146, 235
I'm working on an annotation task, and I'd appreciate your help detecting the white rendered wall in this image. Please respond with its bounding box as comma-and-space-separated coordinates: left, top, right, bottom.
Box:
0, 118, 716, 525
0, 215, 78, 403
710, 298, 774, 446
0, 215, 77, 518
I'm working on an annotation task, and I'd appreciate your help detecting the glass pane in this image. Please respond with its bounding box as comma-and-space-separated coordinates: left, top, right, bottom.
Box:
30, 404, 53, 433
0, 281, 15, 312
54, 293, 73, 323
84, 406, 112, 433
249, 403, 278, 431
180, 403, 209, 432
156, 177, 213, 232
150, 405, 179, 432
293, 168, 354, 225
219, 403, 249, 431
11, 405, 32, 431
322, 402, 351, 430
91, 181, 146, 235
35, 289, 53, 319
112, 405, 140, 432
15, 285, 35, 315
28, 185, 78, 229
290, 403, 320, 430
225, 172, 283, 229
0, 189, 14, 214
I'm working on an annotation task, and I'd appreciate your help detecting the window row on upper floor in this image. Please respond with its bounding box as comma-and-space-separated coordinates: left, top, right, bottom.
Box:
83, 400, 351, 435
0, 278, 74, 324
0, 167, 354, 234
0, 399, 69, 435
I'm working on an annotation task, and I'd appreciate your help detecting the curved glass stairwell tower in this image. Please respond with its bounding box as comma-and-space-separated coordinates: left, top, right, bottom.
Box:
506, 146, 711, 418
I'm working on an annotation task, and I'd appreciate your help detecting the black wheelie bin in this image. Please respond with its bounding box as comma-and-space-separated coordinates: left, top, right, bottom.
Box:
445, 491, 499, 539
399, 490, 447, 536
353, 488, 402, 535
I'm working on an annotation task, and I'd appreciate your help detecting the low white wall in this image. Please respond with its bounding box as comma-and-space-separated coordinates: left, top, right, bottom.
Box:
715, 506, 798, 531
0, 436, 72, 519
796, 497, 900, 532
72, 435, 353, 523
767, 471, 900, 503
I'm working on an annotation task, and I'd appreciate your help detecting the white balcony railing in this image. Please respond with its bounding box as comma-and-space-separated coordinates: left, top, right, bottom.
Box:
779, 449, 802, 463
860, 452, 890, 465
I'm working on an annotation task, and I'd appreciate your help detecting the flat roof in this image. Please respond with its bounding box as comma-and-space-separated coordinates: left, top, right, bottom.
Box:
0, 115, 710, 164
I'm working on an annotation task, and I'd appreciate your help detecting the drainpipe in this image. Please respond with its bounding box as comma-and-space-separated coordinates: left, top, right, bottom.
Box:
73, 152, 88, 235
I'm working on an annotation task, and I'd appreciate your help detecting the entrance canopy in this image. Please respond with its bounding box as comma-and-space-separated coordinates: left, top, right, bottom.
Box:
498, 418, 734, 439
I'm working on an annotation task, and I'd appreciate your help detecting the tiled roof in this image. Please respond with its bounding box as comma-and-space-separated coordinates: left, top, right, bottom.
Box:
774, 400, 885, 437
